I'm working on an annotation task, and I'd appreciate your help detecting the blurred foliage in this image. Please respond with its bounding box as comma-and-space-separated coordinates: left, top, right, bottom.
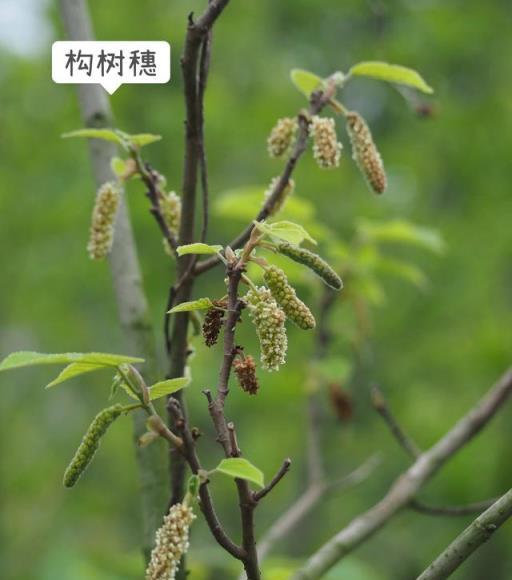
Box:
1, 0, 511, 579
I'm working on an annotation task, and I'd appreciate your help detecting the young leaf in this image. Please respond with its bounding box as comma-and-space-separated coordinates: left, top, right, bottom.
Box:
128, 133, 162, 147
255, 220, 317, 246
168, 298, 214, 314
46, 362, 110, 388
148, 377, 190, 401
110, 157, 127, 177
177, 243, 223, 256
62, 128, 125, 145
349, 61, 433, 94
290, 68, 324, 97
215, 458, 264, 488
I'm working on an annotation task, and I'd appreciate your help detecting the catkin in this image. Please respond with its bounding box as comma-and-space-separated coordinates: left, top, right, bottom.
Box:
87, 182, 120, 259
267, 117, 298, 158
263, 265, 316, 330
277, 242, 343, 290
310, 116, 342, 169
146, 503, 195, 580
233, 355, 259, 395
160, 191, 181, 255
264, 176, 295, 216
63, 404, 123, 488
202, 300, 227, 347
245, 287, 288, 371
346, 111, 387, 194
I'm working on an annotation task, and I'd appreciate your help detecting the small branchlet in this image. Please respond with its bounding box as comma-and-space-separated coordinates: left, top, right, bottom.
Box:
63, 404, 124, 488
87, 181, 121, 259
276, 242, 343, 290
267, 117, 298, 158
310, 116, 342, 169
264, 265, 316, 330
245, 287, 288, 371
346, 111, 387, 194
145, 502, 196, 580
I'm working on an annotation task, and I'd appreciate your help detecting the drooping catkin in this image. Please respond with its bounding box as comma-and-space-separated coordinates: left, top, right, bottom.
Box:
202, 300, 227, 347
264, 176, 295, 216
245, 287, 288, 371
145, 503, 195, 580
63, 404, 123, 488
87, 181, 120, 259
276, 242, 343, 290
310, 116, 342, 169
267, 117, 298, 158
346, 111, 387, 194
233, 355, 259, 395
263, 265, 316, 330
159, 191, 181, 255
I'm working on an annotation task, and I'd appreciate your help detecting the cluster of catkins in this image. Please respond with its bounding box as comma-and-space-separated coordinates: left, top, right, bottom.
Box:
267, 110, 387, 194
87, 182, 120, 259
63, 404, 123, 487
146, 503, 195, 580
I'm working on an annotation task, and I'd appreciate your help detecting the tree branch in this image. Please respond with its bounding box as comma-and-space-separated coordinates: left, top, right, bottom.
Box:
410, 498, 499, 517
416, 488, 512, 580
293, 367, 512, 579
253, 459, 292, 502
58, 0, 168, 562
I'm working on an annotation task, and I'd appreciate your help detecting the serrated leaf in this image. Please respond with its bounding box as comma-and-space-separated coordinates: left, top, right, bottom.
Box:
255, 220, 317, 246
148, 377, 190, 400
349, 61, 433, 94
357, 219, 444, 253
290, 68, 324, 98
177, 243, 223, 256
168, 298, 214, 314
215, 458, 264, 488
62, 128, 124, 145
129, 133, 162, 147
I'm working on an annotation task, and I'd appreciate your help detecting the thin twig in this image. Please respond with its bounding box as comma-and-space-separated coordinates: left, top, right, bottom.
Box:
253, 459, 292, 502
371, 384, 421, 459
410, 498, 499, 517
416, 488, 512, 580
293, 368, 512, 579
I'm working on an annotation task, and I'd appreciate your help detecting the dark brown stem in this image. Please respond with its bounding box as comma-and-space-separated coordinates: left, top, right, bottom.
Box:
253, 459, 292, 502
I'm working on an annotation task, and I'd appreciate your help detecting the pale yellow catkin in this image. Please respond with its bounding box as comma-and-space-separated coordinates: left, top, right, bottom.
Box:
87, 182, 120, 260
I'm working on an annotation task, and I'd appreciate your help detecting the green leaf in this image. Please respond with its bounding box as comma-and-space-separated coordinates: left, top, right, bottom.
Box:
110, 157, 127, 177
62, 128, 124, 145
357, 219, 444, 254
176, 243, 223, 256
349, 61, 433, 94
148, 377, 190, 400
128, 133, 162, 147
255, 220, 317, 246
168, 298, 214, 314
215, 458, 264, 488
290, 68, 324, 98
46, 362, 110, 388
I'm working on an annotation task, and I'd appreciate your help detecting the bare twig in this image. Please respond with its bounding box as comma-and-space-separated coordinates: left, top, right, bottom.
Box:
371, 384, 421, 459
416, 488, 512, 580
253, 459, 292, 502
293, 368, 512, 579
58, 0, 168, 561
410, 498, 499, 517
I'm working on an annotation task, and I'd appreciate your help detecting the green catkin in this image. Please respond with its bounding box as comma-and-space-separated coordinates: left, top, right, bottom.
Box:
159, 191, 181, 255
63, 404, 123, 488
146, 503, 195, 580
245, 287, 288, 371
263, 265, 316, 330
310, 116, 342, 169
346, 111, 387, 194
87, 181, 121, 259
264, 176, 295, 216
277, 242, 343, 290
267, 117, 298, 158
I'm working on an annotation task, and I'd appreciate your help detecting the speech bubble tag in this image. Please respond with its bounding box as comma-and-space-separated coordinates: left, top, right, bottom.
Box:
52, 41, 171, 95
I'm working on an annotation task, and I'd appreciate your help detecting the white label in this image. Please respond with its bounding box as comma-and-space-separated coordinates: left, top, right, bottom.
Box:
52, 41, 171, 95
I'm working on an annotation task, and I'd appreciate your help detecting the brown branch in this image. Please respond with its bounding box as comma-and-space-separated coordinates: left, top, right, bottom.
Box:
194, 85, 337, 276
371, 384, 421, 459
253, 459, 292, 502
416, 488, 512, 580
293, 367, 512, 579
410, 498, 499, 517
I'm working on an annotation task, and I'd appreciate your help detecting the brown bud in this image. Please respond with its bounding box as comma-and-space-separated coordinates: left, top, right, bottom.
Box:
233, 355, 259, 395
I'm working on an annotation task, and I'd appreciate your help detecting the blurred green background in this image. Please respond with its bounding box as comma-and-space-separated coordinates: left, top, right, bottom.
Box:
1, 0, 511, 578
